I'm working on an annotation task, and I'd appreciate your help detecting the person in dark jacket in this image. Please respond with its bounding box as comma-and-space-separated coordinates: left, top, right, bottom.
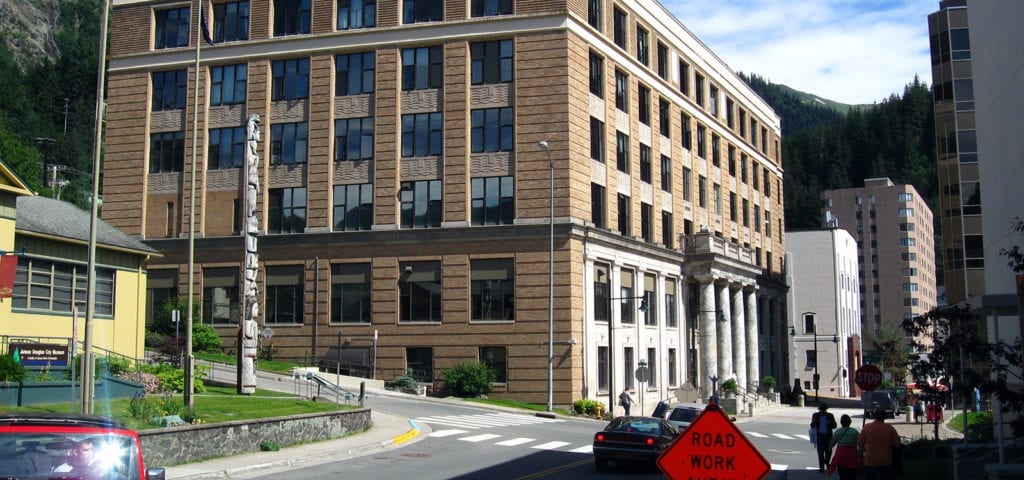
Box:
810, 403, 837, 472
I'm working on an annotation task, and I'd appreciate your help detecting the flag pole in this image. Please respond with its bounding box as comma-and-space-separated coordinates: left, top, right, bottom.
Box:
184, 0, 205, 409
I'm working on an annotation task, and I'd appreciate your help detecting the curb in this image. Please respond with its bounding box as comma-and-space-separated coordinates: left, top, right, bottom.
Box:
391, 419, 422, 445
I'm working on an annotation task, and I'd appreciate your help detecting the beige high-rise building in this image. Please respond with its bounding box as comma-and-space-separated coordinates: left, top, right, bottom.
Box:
102, 0, 787, 410
821, 179, 937, 353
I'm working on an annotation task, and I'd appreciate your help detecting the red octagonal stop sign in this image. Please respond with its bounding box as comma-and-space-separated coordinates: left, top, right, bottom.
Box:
657, 404, 771, 480
855, 364, 883, 392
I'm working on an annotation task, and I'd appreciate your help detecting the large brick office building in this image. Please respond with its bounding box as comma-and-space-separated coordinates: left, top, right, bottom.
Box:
103, 0, 788, 411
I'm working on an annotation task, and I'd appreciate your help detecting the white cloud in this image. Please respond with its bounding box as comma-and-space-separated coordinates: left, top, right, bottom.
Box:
663, 0, 934, 104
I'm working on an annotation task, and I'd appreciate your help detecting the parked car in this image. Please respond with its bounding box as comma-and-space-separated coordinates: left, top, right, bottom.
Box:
862, 389, 901, 419
592, 416, 679, 470
664, 404, 703, 431
0, 412, 165, 480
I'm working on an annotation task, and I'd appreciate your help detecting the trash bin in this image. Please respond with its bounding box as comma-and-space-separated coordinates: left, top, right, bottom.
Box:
652, 400, 670, 419
797, 394, 805, 408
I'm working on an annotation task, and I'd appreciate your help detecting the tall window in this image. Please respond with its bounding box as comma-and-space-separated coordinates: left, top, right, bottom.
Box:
269, 187, 307, 233
647, 347, 658, 387
152, 70, 187, 111
742, 198, 749, 227
400, 180, 442, 228
271, 58, 310, 100
698, 175, 707, 208
334, 117, 374, 161
203, 267, 239, 324
613, 7, 627, 49
331, 263, 371, 323
598, 346, 609, 391
740, 154, 748, 182
471, 176, 514, 225
407, 347, 433, 382
639, 144, 651, 183
681, 114, 691, 150
589, 52, 604, 97
471, 40, 513, 85
480, 346, 507, 383
594, 264, 610, 323
696, 124, 706, 158
659, 98, 670, 137
591, 183, 606, 228
682, 167, 691, 201
726, 98, 734, 128
214, 1, 250, 41
620, 270, 635, 325
623, 346, 634, 389
664, 282, 676, 328
657, 42, 668, 80
472, 259, 514, 321
149, 131, 185, 173
588, 0, 601, 29
617, 194, 630, 236
471, 107, 513, 153
614, 70, 628, 111
270, 122, 308, 164
333, 183, 373, 231
155, 7, 190, 49
210, 64, 247, 106
638, 85, 650, 125
752, 164, 759, 190
662, 211, 673, 248
754, 205, 761, 232
265, 265, 303, 324
337, 0, 375, 30
713, 184, 721, 215
590, 117, 605, 163
208, 126, 245, 169
273, 0, 311, 36
472, 0, 512, 16
402, 46, 443, 90
615, 132, 629, 172
764, 171, 771, 197
660, 155, 671, 192
336, 52, 375, 95
636, 26, 649, 66
709, 84, 718, 116
640, 203, 653, 242
694, 73, 704, 107
728, 145, 736, 176
146, 270, 178, 327
401, 113, 443, 157
403, 0, 442, 24
711, 134, 720, 166
678, 60, 689, 96
729, 192, 737, 221
13, 258, 114, 316
400, 261, 441, 322
667, 348, 677, 386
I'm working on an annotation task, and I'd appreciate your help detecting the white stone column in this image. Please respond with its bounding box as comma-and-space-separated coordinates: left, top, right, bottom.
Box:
699, 278, 717, 399
731, 285, 746, 390
717, 281, 733, 382
745, 288, 760, 392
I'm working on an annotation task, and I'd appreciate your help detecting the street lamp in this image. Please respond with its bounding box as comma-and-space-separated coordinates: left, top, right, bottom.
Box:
792, 312, 838, 402
539, 140, 554, 412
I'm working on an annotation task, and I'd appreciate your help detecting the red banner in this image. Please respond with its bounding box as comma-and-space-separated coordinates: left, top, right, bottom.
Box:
0, 254, 17, 298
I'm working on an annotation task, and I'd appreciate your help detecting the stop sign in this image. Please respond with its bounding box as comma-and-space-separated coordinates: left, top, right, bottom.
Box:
855, 364, 883, 391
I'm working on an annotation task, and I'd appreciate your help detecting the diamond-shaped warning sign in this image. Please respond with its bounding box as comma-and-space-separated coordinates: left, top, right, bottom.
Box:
657, 404, 771, 480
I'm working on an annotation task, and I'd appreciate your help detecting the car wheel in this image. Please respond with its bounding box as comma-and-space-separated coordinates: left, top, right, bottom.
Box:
595, 458, 608, 470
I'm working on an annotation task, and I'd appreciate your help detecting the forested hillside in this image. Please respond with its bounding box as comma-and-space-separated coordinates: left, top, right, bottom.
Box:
742, 74, 937, 229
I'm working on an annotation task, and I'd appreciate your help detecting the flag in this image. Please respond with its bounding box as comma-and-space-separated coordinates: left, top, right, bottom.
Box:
0, 254, 18, 299
200, 4, 214, 46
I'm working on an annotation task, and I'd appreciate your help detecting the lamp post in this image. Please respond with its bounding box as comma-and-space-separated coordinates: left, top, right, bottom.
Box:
792, 312, 838, 402
539, 140, 554, 412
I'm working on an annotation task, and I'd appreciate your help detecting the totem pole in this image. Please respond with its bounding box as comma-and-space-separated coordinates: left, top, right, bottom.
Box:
238, 114, 261, 394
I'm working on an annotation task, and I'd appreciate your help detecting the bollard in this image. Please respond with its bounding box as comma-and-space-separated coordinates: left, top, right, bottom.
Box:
906, 407, 912, 423
797, 394, 805, 408
748, 402, 755, 417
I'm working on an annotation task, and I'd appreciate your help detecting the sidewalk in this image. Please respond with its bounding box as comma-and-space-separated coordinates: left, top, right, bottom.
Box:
162, 409, 427, 479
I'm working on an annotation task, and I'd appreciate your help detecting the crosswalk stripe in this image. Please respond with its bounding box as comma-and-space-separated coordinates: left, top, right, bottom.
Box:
429, 429, 469, 437
772, 433, 796, 440
531, 441, 571, 450
459, 434, 503, 442
569, 445, 593, 454
495, 437, 535, 446
770, 464, 788, 471
746, 432, 769, 438
414, 413, 565, 429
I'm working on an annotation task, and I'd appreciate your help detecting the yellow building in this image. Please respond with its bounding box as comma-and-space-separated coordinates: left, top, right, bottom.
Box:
0, 161, 159, 363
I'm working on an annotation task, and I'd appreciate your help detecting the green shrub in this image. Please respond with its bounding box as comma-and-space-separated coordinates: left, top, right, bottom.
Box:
761, 376, 777, 391
441, 362, 495, 397
721, 378, 739, 395
0, 352, 26, 382
259, 440, 280, 451
192, 323, 223, 354
385, 374, 420, 394
141, 363, 207, 393
573, 399, 605, 416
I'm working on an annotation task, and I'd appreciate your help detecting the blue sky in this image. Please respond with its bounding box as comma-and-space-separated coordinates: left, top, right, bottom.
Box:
663, 0, 936, 105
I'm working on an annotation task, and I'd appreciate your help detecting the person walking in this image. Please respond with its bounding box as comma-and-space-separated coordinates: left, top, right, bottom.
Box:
858, 408, 902, 480
619, 388, 637, 416
810, 403, 837, 472
828, 414, 859, 480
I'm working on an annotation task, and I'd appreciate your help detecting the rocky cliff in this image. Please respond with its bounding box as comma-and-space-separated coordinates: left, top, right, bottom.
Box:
0, 0, 61, 69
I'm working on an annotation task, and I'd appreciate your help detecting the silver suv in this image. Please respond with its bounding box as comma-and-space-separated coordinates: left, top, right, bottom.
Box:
665, 404, 703, 431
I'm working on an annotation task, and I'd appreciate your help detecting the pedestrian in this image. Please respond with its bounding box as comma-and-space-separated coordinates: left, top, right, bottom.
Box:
974, 388, 982, 412
912, 397, 923, 423
828, 414, 859, 480
619, 387, 637, 416
857, 408, 902, 480
810, 402, 837, 472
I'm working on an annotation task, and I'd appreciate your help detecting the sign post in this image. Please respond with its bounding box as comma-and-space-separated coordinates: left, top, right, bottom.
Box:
657, 404, 771, 480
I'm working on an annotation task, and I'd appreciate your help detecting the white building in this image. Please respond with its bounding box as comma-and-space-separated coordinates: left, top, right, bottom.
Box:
786, 228, 861, 398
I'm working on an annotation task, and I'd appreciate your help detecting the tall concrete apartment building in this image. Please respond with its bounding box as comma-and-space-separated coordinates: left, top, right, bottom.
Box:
102, 0, 787, 410
821, 179, 937, 352
930, 0, 1022, 321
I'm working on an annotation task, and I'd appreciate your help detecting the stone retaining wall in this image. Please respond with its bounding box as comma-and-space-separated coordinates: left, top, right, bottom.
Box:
138, 408, 371, 467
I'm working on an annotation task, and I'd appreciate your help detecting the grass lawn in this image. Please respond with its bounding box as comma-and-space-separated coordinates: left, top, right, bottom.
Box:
3, 385, 348, 431
194, 352, 304, 375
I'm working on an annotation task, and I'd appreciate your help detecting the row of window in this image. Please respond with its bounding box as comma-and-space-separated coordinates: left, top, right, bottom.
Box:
13, 258, 115, 316
596, 345, 680, 391
155, 0, 515, 49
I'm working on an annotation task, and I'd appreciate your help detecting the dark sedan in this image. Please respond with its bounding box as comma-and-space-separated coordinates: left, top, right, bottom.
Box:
592, 416, 679, 470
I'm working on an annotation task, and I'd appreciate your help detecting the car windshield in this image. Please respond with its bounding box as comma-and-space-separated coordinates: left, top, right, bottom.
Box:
0, 431, 141, 480
669, 408, 699, 422
610, 418, 665, 434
